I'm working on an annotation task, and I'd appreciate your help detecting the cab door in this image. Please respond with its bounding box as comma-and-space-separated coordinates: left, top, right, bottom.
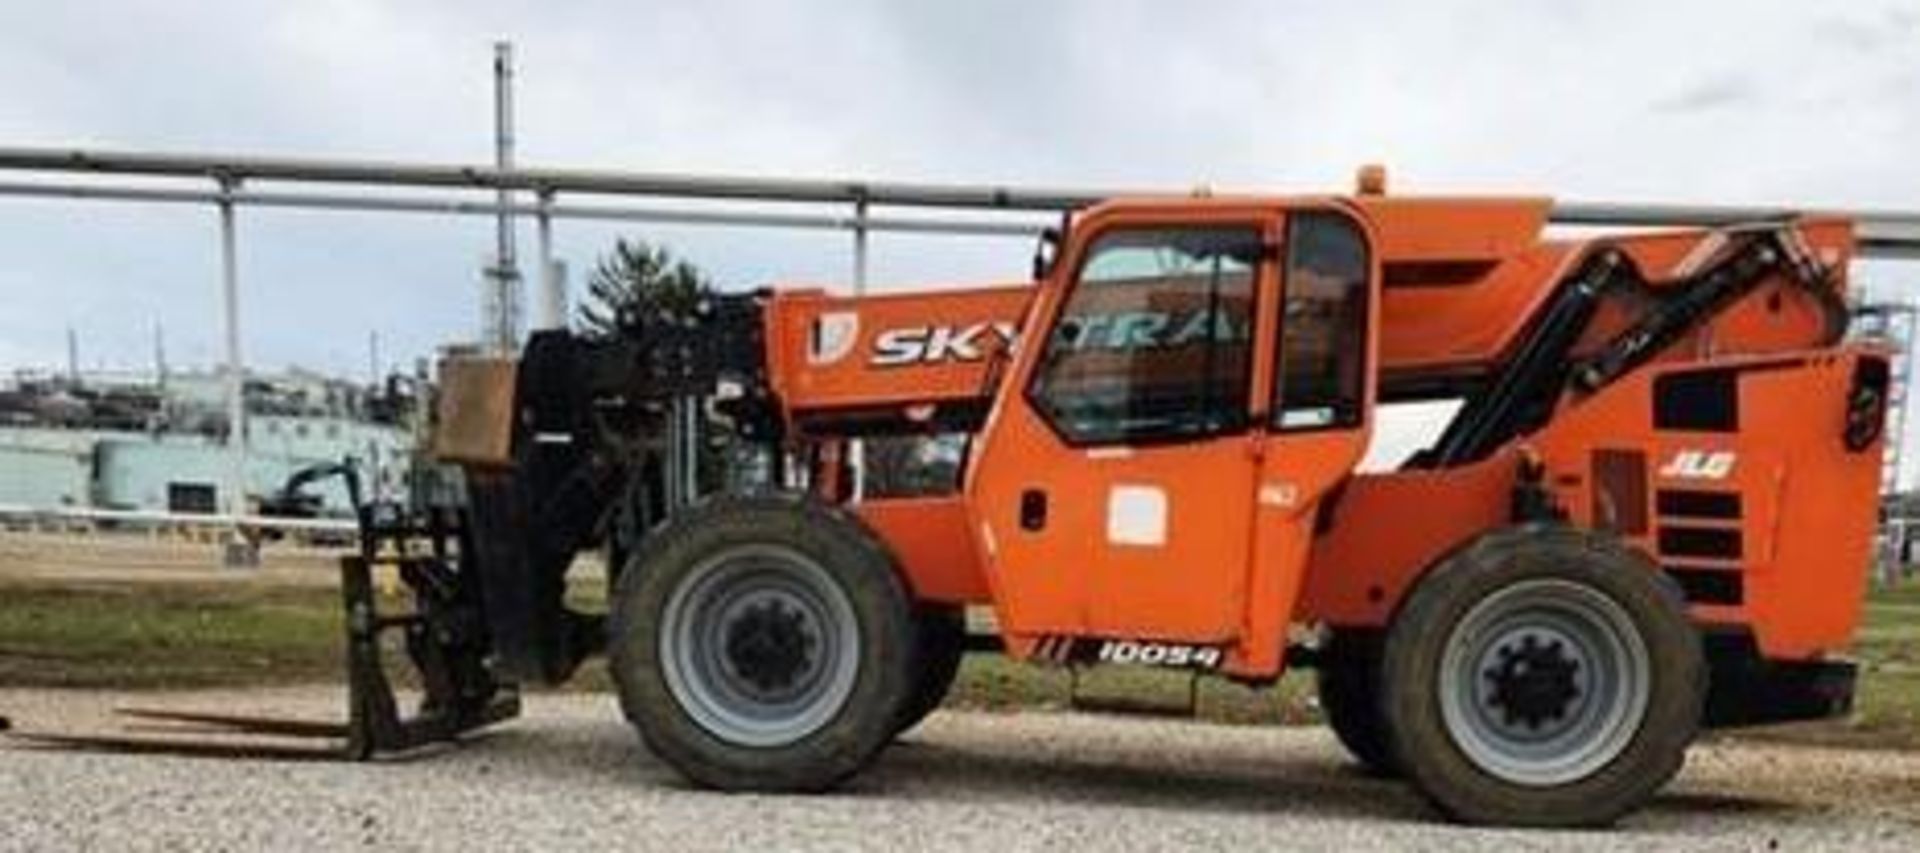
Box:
1242, 209, 1378, 673
966, 209, 1275, 650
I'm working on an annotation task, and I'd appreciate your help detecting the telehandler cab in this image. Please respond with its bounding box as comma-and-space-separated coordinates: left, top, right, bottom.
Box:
18, 169, 1884, 827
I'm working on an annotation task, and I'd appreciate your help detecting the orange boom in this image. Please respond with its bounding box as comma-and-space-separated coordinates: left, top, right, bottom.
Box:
436, 172, 1883, 827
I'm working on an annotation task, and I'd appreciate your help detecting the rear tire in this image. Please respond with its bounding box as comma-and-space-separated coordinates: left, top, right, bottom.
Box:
893, 605, 967, 737
1381, 526, 1703, 827
1316, 629, 1398, 776
609, 495, 915, 792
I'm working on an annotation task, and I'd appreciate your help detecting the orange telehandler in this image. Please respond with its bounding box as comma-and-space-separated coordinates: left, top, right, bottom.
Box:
15, 170, 1886, 827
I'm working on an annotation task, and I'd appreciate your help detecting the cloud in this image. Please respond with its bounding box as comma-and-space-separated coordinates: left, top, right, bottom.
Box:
1811, 6, 1920, 53
1650, 76, 1755, 114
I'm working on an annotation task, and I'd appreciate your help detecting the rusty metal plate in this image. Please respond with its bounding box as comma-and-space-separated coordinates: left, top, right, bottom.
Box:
434, 357, 517, 468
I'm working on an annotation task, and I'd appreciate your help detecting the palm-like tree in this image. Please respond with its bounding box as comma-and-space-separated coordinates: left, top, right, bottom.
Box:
576, 239, 713, 339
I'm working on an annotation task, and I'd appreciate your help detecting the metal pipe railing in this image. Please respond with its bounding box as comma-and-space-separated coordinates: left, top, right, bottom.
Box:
0, 146, 1118, 210
3, 146, 1917, 256
0, 180, 1048, 236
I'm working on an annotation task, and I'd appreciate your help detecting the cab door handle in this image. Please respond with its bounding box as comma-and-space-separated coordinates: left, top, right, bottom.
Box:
1020, 489, 1048, 531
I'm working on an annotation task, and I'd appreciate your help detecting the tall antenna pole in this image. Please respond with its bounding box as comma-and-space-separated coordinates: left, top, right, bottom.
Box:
485, 41, 521, 354
153, 321, 167, 388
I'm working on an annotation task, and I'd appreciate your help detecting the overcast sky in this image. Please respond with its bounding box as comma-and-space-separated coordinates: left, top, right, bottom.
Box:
1, 0, 1917, 468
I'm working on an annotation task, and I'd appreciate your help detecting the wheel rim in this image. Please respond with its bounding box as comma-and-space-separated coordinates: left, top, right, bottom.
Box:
1437, 578, 1651, 787
659, 544, 861, 748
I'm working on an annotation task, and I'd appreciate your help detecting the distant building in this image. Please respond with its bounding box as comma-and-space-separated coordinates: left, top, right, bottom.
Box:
0, 367, 419, 517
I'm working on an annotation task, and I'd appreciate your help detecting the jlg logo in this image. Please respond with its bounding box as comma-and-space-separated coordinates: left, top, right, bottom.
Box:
1658, 450, 1736, 480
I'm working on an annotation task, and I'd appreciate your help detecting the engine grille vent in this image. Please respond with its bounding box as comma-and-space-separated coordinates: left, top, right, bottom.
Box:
1655, 488, 1744, 605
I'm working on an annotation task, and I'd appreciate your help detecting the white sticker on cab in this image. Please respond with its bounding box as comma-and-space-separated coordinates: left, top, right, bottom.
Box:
1107, 484, 1167, 547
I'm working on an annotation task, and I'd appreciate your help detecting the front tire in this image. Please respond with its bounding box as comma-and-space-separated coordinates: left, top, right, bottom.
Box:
610, 495, 915, 791
1381, 526, 1704, 827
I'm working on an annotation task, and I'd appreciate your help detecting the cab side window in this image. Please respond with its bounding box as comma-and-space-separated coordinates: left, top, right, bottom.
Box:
1031, 226, 1262, 445
1275, 213, 1369, 430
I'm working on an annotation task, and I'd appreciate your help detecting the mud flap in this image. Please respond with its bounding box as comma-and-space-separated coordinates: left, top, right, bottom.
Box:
1702, 632, 1857, 727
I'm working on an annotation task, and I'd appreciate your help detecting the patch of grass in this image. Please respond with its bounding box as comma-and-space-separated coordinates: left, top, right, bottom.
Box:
0, 575, 1319, 722
0, 581, 345, 688
3, 574, 1916, 750
1869, 578, 1920, 609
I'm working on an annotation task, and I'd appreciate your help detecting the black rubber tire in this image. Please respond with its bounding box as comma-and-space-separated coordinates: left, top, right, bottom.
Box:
893, 605, 967, 737
1316, 629, 1399, 777
609, 494, 916, 792
1380, 525, 1704, 827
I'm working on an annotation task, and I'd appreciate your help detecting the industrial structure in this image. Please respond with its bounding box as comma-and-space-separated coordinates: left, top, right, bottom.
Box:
1853, 299, 1920, 577
0, 367, 415, 518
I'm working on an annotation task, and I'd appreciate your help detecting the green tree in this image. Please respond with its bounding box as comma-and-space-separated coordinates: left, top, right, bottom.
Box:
574, 238, 737, 523
576, 238, 714, 339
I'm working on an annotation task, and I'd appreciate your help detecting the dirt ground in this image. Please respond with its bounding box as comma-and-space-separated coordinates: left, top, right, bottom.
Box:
0, 531, 344, 586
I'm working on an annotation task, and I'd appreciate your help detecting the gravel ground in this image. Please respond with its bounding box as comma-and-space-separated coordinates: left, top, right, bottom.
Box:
2, 688, 1918, 851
